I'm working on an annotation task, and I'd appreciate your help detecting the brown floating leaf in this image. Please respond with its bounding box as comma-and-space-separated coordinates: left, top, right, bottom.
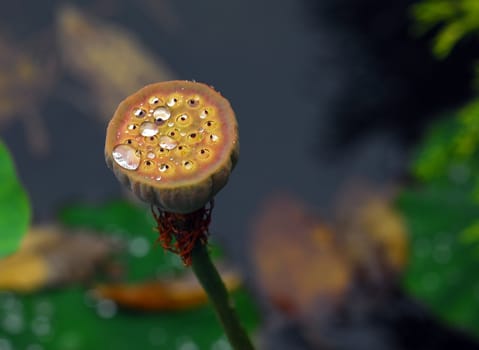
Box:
0, 35, 55, 155
56, 5, 176, 119
251, 194, 352, 318
335, 183, 409, 278
94, 265, 241, 311
251, 188, 409, 318
0, 225, 122, 293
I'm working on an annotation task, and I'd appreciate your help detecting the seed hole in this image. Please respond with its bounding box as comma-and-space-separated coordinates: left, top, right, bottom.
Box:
159, 163, 170, 172
187, 99, 199, 107
198, 148, 210, 159
183, 160, 193, 169
126, 139, 133, 144
134, 108, 146, 118
149, 96, 160, 105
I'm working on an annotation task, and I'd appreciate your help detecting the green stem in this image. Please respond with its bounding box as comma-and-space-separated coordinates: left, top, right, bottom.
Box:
191, 243, 255, 350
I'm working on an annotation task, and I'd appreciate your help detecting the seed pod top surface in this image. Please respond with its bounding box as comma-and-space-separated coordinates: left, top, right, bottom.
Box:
105, 80, 239, 213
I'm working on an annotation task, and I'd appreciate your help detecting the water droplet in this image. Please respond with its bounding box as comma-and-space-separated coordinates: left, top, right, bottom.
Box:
210, 134, 219, 142
211, 337, 232, 350
153, 107, 171, 121
83, 291, 97, 308
149, 327, 167, 346
167, 97, 178, 107
159, 164, 170, 172
159, 136, 178, 150
2, 311, 24, 334
199, 110, 208, 119
133, 108, 146, 118
58, 331, 82, 350
177, 114, 188, 123
147, 152, 155, 159
0, 293, 21, 312
167, 122, 174, 127
128, 237, 150, 258
149, 96, 160, 105
112, 145, 141, 170
156, 176, 162, 181
96, 299, 117, 319
140, 122, 159, 137
176, 337, 199, 350
433, 242, 451, 264
0, 338, 12, 350
448, 163, 470, 184
31, 316, 51, 337
35, 300, 53, 317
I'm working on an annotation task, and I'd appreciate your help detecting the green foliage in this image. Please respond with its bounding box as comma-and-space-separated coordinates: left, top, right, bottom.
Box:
412, 0, 479, 58
0, 201, 259, 349
401, 102, 479, 335
412, 100, 479, 197
0, 141, 30, 257
398, 185, 479, 335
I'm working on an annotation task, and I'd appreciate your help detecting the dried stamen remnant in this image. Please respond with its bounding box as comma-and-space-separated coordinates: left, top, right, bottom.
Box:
105, 80, 239, 214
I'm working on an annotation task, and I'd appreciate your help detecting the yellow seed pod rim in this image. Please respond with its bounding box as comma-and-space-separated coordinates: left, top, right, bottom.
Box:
105, 80, 239, 212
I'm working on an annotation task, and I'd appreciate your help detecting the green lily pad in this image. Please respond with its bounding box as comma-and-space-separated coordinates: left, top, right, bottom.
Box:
0, 200, 259, 349
0, 141, 30, 257
398, 184, 479, 336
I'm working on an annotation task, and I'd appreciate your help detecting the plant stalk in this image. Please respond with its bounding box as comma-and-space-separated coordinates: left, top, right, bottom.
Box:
191, 242, 255, 350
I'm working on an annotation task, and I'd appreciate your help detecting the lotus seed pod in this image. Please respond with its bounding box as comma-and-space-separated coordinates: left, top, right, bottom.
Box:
105, 80, 239, 213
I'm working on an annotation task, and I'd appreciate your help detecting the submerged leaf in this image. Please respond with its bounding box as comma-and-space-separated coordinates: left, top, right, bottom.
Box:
251, 194, 352, 317
0, 225, 122, 292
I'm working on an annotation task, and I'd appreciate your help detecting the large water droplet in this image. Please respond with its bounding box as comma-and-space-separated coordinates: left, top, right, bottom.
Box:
140, 122, 159, 137
112, 145, 140, 170
159, 136, 178, 150
153, 107, 171, 121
